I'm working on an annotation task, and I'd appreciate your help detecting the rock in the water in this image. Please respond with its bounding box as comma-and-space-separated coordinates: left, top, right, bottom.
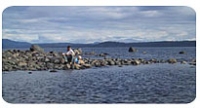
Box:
128, 47, 137, 52
49, 70, 57, 72
181, 61, 187, 64
189, 62, 196, 66
192, 59, 196, 62
66, 64, 71, 69
74, 64, 81, 70
83, 64, 92, 68
30, 45, 44, 53
94, 62, 101, 67
179, 51, 186, 54
28, 72, 32, 74
168, 58, 177, 64
99, 53, 109, 57
132, 60, 141, 65
115, 61, 121, 65
107, 60, 115, 65
144, 61, 151, 64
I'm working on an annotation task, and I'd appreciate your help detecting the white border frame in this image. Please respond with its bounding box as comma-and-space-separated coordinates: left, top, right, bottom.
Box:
0, 0, 198, 108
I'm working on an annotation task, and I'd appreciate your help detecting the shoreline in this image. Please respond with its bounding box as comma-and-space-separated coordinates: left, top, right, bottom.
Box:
2, 45, 196, 72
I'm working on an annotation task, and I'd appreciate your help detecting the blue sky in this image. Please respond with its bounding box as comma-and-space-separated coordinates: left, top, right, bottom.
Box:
2, 6, 196, 43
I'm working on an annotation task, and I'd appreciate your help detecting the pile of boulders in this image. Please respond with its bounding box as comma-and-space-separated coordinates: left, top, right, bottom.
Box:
2, 45, 89, 71
2, 45, 196, 71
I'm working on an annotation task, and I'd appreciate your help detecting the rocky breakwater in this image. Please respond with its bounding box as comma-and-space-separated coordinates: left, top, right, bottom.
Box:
2, 45, 86, 71
2, 45, 196, 71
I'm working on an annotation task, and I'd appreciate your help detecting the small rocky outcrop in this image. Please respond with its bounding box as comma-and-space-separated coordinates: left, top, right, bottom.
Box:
128, 47, 137, 52
179, 51, 186, 54
99, 53, 109, 57
2, 45, 195, 72
180, 61, 187, 64
167, 58, 177, 64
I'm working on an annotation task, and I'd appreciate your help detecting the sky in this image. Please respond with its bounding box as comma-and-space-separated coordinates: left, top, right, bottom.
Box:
2, 6, 196, 43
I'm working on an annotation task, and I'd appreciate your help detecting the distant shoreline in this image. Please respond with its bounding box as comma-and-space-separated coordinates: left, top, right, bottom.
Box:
2, 39, 196, 49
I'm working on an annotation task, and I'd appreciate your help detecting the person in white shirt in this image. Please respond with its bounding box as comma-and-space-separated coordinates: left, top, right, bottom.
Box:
62, 46, 75, 64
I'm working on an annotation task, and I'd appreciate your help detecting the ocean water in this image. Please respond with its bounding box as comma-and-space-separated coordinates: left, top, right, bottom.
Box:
2, 47, 196, 103
6, 47, 195, 61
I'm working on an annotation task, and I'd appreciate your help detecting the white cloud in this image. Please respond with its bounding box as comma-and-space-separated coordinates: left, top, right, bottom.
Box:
3, 33, 38, 42
2, 6, 196, 43
140, 10, 161, 17
176, 32, 188, 37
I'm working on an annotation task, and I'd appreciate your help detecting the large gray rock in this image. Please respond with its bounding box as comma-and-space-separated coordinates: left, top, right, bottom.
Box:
107, 60, 115, 65
94, 62, 101, 67
46, 63, 54, 69
49, 51, 61, 57
30, 45, 44, 53
115, 61, 121, 65
168, 58, 177, 64
100, 60, 107, 66
18, 62, 27, 67
74, 48, 82, 55
83, 64, 92, 68
54, 58, 61, 64
66, 64, 71, 69
132, 60, 141, 65
74, 64, 81, 70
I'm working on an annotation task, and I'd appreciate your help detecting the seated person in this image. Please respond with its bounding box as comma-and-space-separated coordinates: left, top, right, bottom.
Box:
62, 46, 75, 64
74, 56, 85, 65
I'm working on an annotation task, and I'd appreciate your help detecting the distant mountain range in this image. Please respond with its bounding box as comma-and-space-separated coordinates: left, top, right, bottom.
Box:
2, 39, 196, 49
2, 39, 31, 48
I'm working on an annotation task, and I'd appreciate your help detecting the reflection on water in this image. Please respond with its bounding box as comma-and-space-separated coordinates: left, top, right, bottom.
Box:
2, 63, 196, 103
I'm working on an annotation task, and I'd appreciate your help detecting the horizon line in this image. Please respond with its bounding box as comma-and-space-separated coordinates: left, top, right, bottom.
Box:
2, 38, 196, 44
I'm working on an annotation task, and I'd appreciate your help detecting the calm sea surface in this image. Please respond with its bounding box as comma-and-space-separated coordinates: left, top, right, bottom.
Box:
2, 47, 196, 103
